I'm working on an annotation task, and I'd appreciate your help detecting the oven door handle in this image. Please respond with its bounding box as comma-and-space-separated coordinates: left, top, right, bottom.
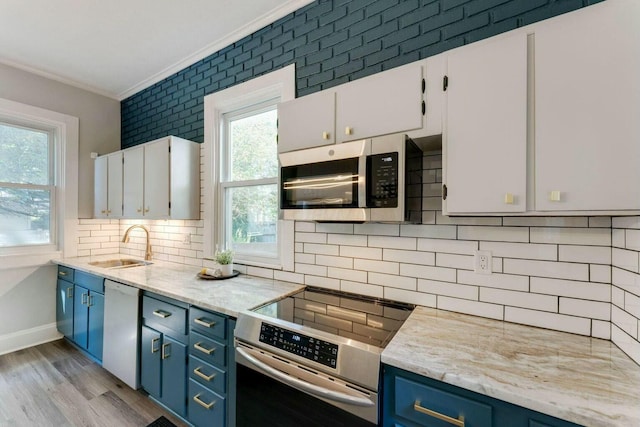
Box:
236, 347, 374, 407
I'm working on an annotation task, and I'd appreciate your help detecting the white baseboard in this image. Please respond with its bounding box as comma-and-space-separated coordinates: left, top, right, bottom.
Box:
0, 323, 62, 356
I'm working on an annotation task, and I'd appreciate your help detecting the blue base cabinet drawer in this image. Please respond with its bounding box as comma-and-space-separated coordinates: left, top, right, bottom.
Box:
383, 365, 582, 427
142, 295, 188, 335
190, 307, 226, 340
189, 355, 227, 395
189, 330, 226, 367
188, 379, 225, 427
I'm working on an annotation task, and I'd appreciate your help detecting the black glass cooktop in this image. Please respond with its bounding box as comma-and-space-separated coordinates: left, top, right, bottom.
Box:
253, 287, 414, 348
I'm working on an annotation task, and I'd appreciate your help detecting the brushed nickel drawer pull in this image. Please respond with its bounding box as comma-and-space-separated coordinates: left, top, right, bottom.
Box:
59, 271, 67, 276
414, 401, 465, 427
81, 293, 88, 305
153, 309, 172, 318
194, 342, 215, 355
194, 317, 216, 328
88, 295, 94, 307
151, 337, 160, 354
193, 367, 216, 382
193, 393, 215, 410
67, 287, 73, 298
161, 343, 171, 360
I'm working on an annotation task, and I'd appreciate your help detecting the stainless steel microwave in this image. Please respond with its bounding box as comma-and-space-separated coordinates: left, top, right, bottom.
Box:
279, 133, 422, 223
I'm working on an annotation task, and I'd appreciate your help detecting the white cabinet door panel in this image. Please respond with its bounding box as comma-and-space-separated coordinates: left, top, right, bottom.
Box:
444, 32, 528, 214
144, 139, 170, 218
336, 63, 423, 143
123, 146, 144, 218
107, 152, 123, 218
94, 156, 108, 218
277, 90, 335, 153
535, 1, 640, 211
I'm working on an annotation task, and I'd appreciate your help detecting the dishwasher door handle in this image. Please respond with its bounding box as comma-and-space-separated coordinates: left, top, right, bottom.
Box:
236, 346, 374, 407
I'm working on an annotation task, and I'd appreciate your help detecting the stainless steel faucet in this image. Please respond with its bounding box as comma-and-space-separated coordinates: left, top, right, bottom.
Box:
122, 224, 152, 261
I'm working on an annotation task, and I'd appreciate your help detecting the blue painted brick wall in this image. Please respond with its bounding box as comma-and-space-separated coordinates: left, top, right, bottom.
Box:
121, 0, 603, 148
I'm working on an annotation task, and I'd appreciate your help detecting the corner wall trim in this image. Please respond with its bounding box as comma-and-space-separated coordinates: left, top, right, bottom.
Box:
0, 323, 62, 356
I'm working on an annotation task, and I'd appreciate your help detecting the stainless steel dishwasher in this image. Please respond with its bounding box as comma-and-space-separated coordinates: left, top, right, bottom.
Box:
103, 279, 141, 389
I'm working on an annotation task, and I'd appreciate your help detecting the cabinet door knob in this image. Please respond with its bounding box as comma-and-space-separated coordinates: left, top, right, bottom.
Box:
137, 208, 142, 213
345, 126, 353, 135
504, 193, 514, 204
101, 210, 106, 214
549, 190, 561, 202
145, 207, 150, 213
322, 131, 330, 140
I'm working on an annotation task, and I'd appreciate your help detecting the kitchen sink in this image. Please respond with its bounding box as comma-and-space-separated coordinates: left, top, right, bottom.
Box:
89, 259, 152, 269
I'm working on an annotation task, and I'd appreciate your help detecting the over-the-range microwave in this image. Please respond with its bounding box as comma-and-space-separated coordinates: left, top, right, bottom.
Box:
279, 133, 423, 223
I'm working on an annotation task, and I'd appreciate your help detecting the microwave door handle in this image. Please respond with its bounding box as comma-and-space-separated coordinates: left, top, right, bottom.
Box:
359, 153, 367, 208
236, 347, 374, 407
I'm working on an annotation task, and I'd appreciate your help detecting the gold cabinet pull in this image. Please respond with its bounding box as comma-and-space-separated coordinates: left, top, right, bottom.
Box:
151, 337, 160, 354
193, 367, 216, 382
322, 131, 330, 140
81, 293, 88, 305
88, 294, 94, 307
153, 309, 172, 318
67, 287, 73, 298
161, 343, 171, 360
194, 317, 216, 328
194, 342, 215, 355
193, 393, 215, 410
58, 271, 67, 276
345, 126, 353, 135
414, 401, 465, 427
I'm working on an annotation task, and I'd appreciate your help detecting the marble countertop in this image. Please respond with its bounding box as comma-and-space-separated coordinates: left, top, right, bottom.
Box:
53, 255, 304, 317
382, 306, 640, 427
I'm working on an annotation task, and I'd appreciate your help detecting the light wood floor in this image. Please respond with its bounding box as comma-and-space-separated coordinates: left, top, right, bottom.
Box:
0, 339, 186, 427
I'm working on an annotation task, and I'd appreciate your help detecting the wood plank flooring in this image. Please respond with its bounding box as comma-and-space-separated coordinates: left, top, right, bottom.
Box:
0, 340, 186, 427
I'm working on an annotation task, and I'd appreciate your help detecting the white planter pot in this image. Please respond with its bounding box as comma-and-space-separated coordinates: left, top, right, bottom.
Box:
219, 263, 233, 277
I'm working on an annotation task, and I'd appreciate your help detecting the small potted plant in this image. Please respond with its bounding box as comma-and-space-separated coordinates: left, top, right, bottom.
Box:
214, 248, 234, 277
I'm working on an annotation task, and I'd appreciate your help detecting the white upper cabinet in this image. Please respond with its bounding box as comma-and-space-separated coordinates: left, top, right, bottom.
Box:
408, 54, 445, 140
335, 62, 423, 143
277, 90, 335, 153
118, 136, 200, 220
94, 152, 123, 218
534, 0, 640, 212
443, 32, 528, 214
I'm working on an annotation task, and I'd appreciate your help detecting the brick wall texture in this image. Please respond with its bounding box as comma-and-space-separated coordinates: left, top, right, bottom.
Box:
120, 0, 603, 148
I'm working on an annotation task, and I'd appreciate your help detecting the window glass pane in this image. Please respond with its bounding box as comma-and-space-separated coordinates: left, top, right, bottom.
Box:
0, 123, 50, 185
228, 109, 277, 181
0, 187, 51, 246
226, 184, 277, 257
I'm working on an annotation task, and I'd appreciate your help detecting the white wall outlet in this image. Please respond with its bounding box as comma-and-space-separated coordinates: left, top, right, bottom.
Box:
474, 250, 492, 274
183, 234, 191, 245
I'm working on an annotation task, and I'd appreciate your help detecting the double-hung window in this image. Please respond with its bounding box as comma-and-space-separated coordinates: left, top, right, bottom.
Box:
0, 121, 55, 249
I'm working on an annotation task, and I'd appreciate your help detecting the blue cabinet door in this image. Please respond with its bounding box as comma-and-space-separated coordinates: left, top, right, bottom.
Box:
87, 291, 104, 361
141, 325, 162, 398
162, 335, 188, 418
56, 279, 73, 338
73, 285, 89, 348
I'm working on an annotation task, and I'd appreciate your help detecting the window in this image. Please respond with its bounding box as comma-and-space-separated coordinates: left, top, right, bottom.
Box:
0, 97, 78, 260
0, 122, 54, 248
203, 65, 295, 269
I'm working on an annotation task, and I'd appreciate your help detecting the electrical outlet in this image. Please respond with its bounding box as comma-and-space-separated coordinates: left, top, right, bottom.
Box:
474, 250, 492, 274
182, 234, 191, 245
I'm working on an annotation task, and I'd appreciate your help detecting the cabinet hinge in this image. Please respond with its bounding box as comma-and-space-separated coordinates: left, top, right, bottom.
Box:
421, 78, 426, 94
443, 75, 448, 91
169, 202, 171, 210
442, 184, 448, 200
421, 101, 426, 116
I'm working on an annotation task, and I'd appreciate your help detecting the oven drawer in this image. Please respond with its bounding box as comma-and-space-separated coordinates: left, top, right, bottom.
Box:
189, 307, 226, 340
142, 296, 187, 335
394, 376, 492, 426
189, 330, 226, 367
188, 379, 225, 427
188, 355, 226, 395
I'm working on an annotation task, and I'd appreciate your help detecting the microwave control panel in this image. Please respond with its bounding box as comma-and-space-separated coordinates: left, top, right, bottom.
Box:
367, 152, 398, 208
259, 323, 338, 368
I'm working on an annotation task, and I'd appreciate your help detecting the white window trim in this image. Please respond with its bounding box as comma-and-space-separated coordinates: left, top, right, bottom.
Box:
0, 97, 78, 269
203, 65, 295, 270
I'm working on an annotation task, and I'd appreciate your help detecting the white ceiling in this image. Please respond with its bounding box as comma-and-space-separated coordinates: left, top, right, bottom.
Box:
0, 0, 313, 100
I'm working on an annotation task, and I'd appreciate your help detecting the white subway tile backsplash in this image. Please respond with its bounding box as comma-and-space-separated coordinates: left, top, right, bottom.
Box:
368, 235, 416, 250
424, 183, 443, 197
559, 298, 610, 321
504, 259, 589, 281
304, 243, 339, 256
354, 223, 399, 236
295, 221, 315, 232
625, 292, 640, 318
423, 196, 443, 211
401, 224, 457, 239
295, 263, 327, 276
353, 259, 399, 275
492, 257, 503, 273
304, 275, 340, 290
612, 305, 639, 338
612, 229, 626, 248
400, 264, 456, 282
612, 267, 640, 296
558, 245, 611, 264
612, 248, 639, 273
296, 232, 327, 244
384, 288, 436, 307
422, 211, 436, 224
503, 217, 588, 227
383, 249, 435, 265
590, 264, 611, 284
418, 238, 477, 255
438, 297, 503, 320
369, 272, 416, 291
479, 241, 556, 261
612, 286, 625, 308
626, 229, 640, 251
340, 245, 382, 260
274, 270, 305, 284
480, 288, 557, 312
505, 307, 591, 335
457, 271, 529, 292
435, 253, 473, 270
612, 325, 640, 364
419, 280, 478, 300
295, 252, 315, 264
328, 233, 368, 247
530, 227, 611, 246
530, 277, 610, 302
315, 223, 354, 234
328, 267, 367, 283
340, 281, 383, 299
591, 320, 611, 339
458, 226, 529, 243
612, 216, 640, 229
316, 255, 352, 269
588, 217, 612, 228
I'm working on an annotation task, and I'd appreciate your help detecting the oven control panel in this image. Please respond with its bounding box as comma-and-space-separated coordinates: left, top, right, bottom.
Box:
259, 323, 338, 368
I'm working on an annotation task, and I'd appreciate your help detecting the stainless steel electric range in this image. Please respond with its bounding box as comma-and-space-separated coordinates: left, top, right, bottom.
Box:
234, 287, 415, 426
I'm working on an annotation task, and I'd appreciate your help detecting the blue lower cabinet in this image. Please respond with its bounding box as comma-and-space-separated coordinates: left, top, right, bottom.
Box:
383, 365, 582, 427
188, 379, 226, 427
56, 279, 73, 338
140, 324, 188, 418
189, 355, 227, 395
72, 284, 104, 361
